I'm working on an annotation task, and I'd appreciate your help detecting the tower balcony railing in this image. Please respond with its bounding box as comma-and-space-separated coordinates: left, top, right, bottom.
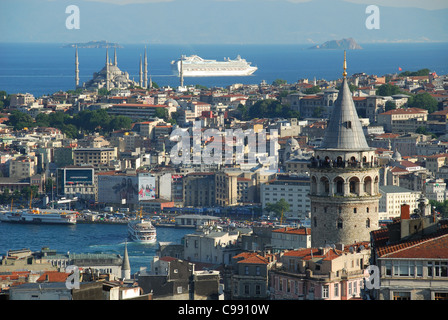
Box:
308, 159, 378, 170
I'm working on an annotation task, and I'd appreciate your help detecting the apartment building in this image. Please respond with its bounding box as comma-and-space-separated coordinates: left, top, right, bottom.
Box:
73, 147, 117, 167
271, 227, 311, 250
229, 252, 276, 300
261, 174, 311, 221
370, 210, 448, 300
270, 242, 371, 300
377, 108, 428, 133
379, 186, 420, 221
183, 230, 240, 265
9, 156, 36, 179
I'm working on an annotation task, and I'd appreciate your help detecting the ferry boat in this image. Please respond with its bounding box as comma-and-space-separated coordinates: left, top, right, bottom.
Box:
0, 208, 77, 225
171, 55, 257, 77
128, 218, 157, 244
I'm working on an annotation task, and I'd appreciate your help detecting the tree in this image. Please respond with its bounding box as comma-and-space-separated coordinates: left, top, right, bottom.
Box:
429, 200, 448, 218
304, 86, 321, 94
407, 92, 438, 113
399, 68, 430, 77
7, 111, 34, 130
265, 199, 290, 221
385, 100, 396, 111
272, 79, 287, 86
154, 107, 169, 120
376, 83, 401, 96
107, 115, 132, 131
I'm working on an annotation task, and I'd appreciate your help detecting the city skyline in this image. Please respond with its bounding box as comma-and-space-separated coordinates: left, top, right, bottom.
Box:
0, 0, 447, 45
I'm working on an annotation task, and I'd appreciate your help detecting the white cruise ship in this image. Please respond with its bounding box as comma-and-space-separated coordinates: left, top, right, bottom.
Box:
171, 55, 257, 77
128, 218, 157, 244
0, 208, 77, 225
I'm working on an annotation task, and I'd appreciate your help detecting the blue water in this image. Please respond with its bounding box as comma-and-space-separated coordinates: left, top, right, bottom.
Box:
0, 42, 447, 97
0, 222, 192, 274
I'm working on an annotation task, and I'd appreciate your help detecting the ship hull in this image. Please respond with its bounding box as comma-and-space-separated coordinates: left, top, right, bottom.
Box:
0, 210, 77, 225
171, 55, 257, 77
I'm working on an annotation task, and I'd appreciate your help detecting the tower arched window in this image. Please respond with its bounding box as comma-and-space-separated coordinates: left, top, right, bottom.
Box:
334, 177, 344, 195
311, 176, 317, 195
320, 177, 330, 195
364, 176, 373, 195
349, 177, 360, 195
314, 217, 317, 227
366, 218, 370, 228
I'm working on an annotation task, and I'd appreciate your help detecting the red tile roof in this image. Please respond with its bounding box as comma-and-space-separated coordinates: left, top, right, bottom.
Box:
36, 271, 70, 283
373, 220, 448, 258
272, 227, 310, 235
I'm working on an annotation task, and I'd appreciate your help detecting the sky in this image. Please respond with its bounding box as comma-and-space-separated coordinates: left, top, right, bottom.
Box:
0, 0, 447, 44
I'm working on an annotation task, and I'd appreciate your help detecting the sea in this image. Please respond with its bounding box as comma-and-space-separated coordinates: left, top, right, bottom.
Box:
0, 42, 447, 97
0, 222, 193, 274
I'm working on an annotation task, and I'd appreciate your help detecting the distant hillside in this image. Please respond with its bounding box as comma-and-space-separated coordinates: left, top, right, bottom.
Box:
309, 38, 362, 50
63, 40, 123, 48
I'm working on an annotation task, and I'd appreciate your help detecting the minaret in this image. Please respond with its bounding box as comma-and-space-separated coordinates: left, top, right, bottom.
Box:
180, 55, 184, 87
75, 46, 79, 88
106, 48, 110, 91
309, 51, 381, 247
121, 241, 131, 280
139, 55, 143, 88
144, 46, 148, 89
114, 47, 118, 66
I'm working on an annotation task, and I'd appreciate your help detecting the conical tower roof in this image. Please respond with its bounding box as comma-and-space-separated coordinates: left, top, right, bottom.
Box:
319, 52, 370, 150
122, 241, 131, 272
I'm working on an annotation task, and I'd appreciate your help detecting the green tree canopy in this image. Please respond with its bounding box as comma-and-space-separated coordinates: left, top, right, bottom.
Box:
304, 86, 321, 94
376, 83, 402, 96
407, 92, 438, 113
265, 199, 290, 220
399, 68, 430, 77
6, 110, 34, 130
247, 99, 299, 120
272, 79, 287, 86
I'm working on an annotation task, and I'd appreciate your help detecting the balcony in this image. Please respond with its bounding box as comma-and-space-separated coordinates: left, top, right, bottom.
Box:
309, 159, 378, 171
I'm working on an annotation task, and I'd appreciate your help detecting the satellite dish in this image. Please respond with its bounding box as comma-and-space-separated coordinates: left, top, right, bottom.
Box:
349, 247, 354, 253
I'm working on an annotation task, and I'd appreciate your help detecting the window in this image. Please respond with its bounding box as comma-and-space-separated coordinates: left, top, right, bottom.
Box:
366, 218, 370, 228
245, 266, 249, 275
337, 218, 343, 229
393, 260, 415, 277
435, 261, 448, 277
255, 285, 261, 295
435, 292, 448, 300
256, 266, 261, 275
177, 286, 183, 294
322, 285, 329, 298
393, 291, 411, 300
334, 283, 339, 297
385, 261, 392, 276
244, 284, 250, 295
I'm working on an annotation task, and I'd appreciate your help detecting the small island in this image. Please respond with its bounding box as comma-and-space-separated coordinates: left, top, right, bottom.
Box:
309, 38, 362, 50
63, 40, 123, 48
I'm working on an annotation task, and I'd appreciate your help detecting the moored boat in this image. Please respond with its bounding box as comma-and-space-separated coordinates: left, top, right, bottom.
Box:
0, 208, 77, 225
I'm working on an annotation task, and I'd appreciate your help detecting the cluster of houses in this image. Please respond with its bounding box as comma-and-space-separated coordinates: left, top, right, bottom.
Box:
1, 68, 448, 300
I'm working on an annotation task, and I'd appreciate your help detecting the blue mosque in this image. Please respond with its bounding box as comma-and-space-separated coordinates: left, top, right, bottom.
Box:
75, 46, 151, 91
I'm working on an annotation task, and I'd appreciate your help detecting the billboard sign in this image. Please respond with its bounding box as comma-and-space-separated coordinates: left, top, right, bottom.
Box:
64, 168, 94, 185
138, 174, 156, 200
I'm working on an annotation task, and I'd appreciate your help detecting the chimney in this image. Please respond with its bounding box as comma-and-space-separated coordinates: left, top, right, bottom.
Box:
400, 204, 410, 220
